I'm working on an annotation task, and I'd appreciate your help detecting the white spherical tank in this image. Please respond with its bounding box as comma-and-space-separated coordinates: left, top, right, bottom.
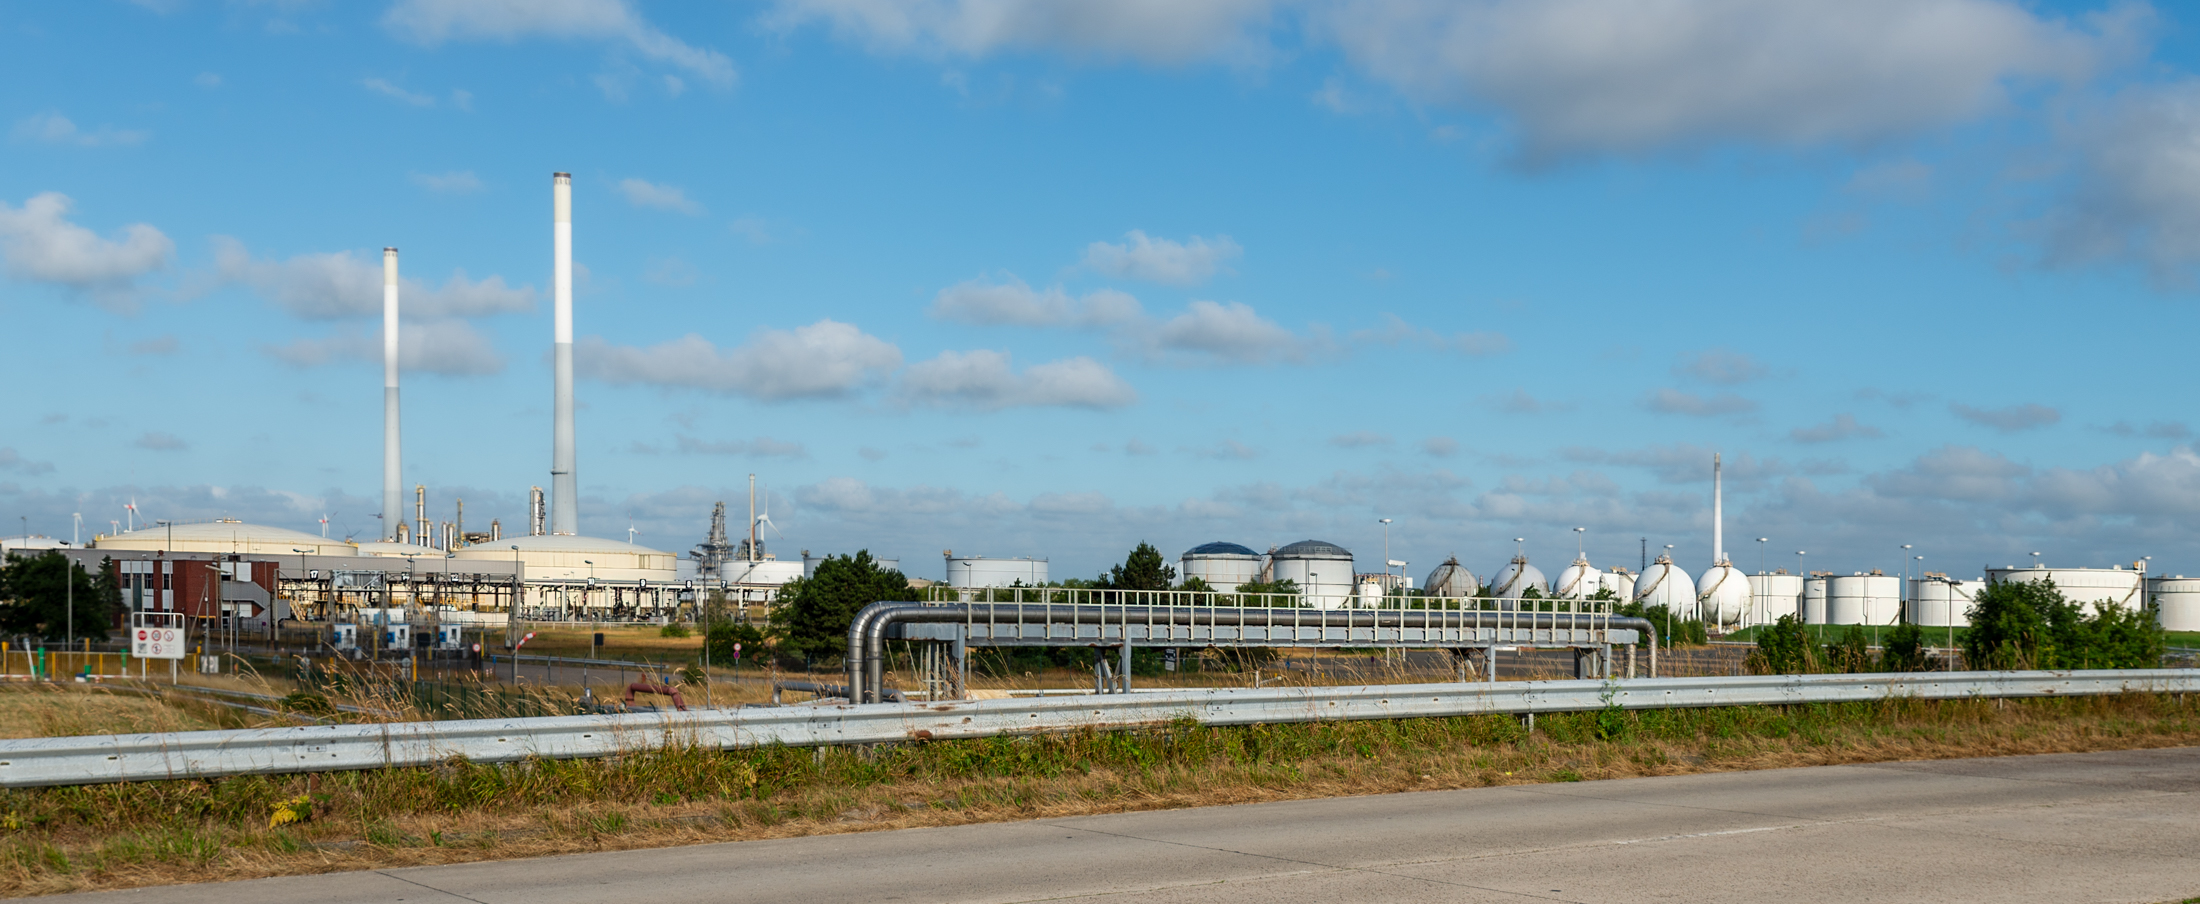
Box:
1489, 555, 1548, 606
1268, 540, 1355, 608
1747, 573, 1804, 623
1696, 563, 1750, 627
1179, 542, 1265, 592
944, 555, 1048, 589
1551, 555, 1603, 600
2150, 575, 2200, 631
1802, 575, 1830, 624
1600, 569, 1636, 602
1632, 554, 1696, 611
1984, 565, 2143, 615
1422, 557, 1479, 599
1827, 574, 1900, 625
1908, 577, 1983, 627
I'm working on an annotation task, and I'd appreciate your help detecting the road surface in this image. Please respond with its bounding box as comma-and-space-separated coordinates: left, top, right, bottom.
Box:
62, 746, 2200, 903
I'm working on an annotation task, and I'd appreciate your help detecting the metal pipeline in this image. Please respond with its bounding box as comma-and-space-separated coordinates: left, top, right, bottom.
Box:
846, 602, 1657, 704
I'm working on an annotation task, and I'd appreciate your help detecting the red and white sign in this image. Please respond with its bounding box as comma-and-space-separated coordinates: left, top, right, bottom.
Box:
130, 612, 187, 660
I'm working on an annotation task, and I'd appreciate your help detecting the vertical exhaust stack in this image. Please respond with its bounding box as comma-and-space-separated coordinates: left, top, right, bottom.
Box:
549, 173, 579, 536
382, 248, 401, 541
1712, 452, 1724, 565
416, 484, 429, 547
529, 486, 546, 536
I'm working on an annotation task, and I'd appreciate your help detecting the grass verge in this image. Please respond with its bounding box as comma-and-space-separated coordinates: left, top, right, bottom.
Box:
0, 692, 2194, 895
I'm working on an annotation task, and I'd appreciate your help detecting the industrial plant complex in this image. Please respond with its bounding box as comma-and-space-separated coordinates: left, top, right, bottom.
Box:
4, 174, 2193, 651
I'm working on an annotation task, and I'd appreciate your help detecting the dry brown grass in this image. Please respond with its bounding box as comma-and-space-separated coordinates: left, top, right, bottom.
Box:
0, 692, 2192, 897
0, 685, 218, 739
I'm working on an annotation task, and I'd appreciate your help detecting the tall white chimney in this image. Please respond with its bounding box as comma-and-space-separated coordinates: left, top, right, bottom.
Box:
550, 172, 579, 536
1712, 452, 1724, 565
382, 247, 401, 541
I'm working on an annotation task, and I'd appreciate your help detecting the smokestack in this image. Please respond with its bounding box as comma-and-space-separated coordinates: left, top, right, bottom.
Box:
455, 497, 464, 549
529, 486, 546, 536
382, 248, 401, 541
416, 484, 428, 545
550, 173, 579, 536
1712, 452, 1724, 566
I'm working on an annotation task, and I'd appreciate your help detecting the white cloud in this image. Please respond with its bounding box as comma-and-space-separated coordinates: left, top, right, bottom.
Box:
213, 237, 535, 319
675, 436, 809, 458
2031, 80, 2200, 285
133, 432, 189, 451
1081, 230, 1241, 285
0, 448, 54, 475
1352, 313, 1511, 356
410, 170, 484, 194
0, 192, 173, 310
1141, 299, 1323, 364
575, 320, 903, 400
899, 350, 1136, 410
1950, 401, 2061, 433
361, 77, 437, 107
1675, 347, 1768, 384
2102, 420, 2191, 440
617, 178, 703, 215
1318, 0, 2126, 165
1421, 436, 1459, 457
1645, 388, 1757, 417
642, 256, 699, 287
929, 273, 1142, 326
1862, 445, 2028, 502
265, 320, 506, 375
1790, 413, 1884, 444
384, 0, 737, 88
10, 112, 148, 147
763, 0, 1281, 67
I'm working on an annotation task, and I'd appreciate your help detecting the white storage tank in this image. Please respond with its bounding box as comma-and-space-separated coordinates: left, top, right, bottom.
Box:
801, 552, 899, 578
1489, 554, 1548, 606
1551, 555, 1603, 600
1909, 575, 1984, 627
943, 554, 1049, 589
724, 559, 804, 586
2149, 575, 2200, 631
1802, 574, 1831, 624
1268, 539, 1355, 609
1985, 564, 2143, 615
1422, 557, 1479, 599
1356, 576, 1385, 608
1599, 568, 1636, 602
1827, 573, 1900, 625
1633, 554, 1696, 611
1696, 562, 1750, 628
1747, 572, 1804, 624
1179, 542, 1265, 592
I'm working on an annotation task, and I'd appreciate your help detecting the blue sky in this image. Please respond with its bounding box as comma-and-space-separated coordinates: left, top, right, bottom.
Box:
4, 0, 2199, 585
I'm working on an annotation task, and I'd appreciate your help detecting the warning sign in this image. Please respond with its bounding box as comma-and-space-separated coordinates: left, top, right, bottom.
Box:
131, 612, 187, 660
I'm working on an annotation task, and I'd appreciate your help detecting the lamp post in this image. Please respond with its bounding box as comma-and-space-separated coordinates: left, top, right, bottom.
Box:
1795, 551, 1807, 624
585, 560, 596, 619
1662, 544, 1675, 642
1755, 538, 1768, 628
1379, 518, 1393, 591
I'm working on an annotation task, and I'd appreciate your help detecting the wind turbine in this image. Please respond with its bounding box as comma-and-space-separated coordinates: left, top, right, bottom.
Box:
756, 489, 783, 544
125, 498, 139, 532
627, 516, 639, 546
320, 513, 331, 538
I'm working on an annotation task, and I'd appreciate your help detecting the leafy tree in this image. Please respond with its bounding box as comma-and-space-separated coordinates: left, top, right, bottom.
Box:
0, 553, 116, 642
1963, 578, 2061, 669
1821, 626, 1873, 673
767, 551, 917, 663
1879, 622, 1929, 672
704, 621, 766, 667
1746, 614, 1815, 674
1102, 542, 1175, 591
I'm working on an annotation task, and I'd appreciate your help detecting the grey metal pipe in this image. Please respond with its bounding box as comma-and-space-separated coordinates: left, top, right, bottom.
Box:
847, 602, 1657, 704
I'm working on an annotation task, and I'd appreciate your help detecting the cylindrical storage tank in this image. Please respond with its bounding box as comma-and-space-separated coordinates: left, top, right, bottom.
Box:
1488, 555, 1548, 608
1268, 540, 1355, 609
1356, 576, 1384, 608
1179, 542, 1265, 592
723, 560, 804, 586
1984, 565, 2143, 615
801, 552, 898, 578
2150, 576, 2200, 631
1696, 563, 1750, 628
1422, 557, 1478, 600
1600, 569, 1636, 602
1827, 574, 1900, 625
1802, 575, 1830, 624
1551, 556, 1603, 600
944, 555, 1048, 589
1908, 577, 1982, 627
1632, 555, 1696, 611
1747, 573, 1804, 624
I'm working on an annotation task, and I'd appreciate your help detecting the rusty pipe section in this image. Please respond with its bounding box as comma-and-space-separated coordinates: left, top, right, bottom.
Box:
845, 602, 1657, 705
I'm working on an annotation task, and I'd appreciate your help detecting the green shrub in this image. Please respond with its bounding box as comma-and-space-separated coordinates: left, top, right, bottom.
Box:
1746, 615, 1815, 674
1821, 627, 1873, 673
1879, 623, 1928, 672
1963, 578, 2167, 670
658, 623, 691, 639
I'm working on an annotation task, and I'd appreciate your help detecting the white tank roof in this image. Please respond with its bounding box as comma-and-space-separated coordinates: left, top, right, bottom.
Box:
1633, 554, 1696, 609
1489, 555, 1547, 599
452, 533, 676, 581
94, 520, 359, 557
1552, 555, 1602, 599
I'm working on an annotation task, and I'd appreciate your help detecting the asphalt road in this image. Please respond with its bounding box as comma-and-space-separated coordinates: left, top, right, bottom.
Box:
62, 746, 2200, 903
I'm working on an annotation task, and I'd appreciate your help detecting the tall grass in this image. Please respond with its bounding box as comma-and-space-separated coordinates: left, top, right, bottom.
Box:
0, 692, 2192, 896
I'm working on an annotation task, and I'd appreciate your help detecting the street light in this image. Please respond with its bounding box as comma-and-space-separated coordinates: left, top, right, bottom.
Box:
1796, 551, 1807, 622
1379, 518, 1393, 591
1755, 538, 1768, 628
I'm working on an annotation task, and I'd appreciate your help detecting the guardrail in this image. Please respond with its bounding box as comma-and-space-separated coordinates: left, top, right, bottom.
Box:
1, 668, 2191, 788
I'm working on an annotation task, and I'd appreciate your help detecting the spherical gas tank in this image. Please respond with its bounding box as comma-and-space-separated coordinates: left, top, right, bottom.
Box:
1489, 555, 1548, 605
1422, 557, 1479, 600
1696, 563, 1750, 627
1551, 556, 1603, 601
1632, 554, 1697, 611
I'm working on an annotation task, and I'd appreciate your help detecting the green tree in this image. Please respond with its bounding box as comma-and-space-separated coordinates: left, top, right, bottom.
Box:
1821, 626, 1873, 673
1102, 542, 1175, 591
0, 553, 117, 642
767, 551, 916, 663
1963, 578, 2065, 669
705, 621, 766, 667
1879, 622, 1929, 672
1746, 614, 1815, 674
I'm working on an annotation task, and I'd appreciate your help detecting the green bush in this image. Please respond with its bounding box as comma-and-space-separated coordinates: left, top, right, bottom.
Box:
1879, 623, 1928, 672
1821, 626, 1873, 673
658, 623, 691, 639
1746, 615, 1815, 674
1963, 578, 2166, 670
